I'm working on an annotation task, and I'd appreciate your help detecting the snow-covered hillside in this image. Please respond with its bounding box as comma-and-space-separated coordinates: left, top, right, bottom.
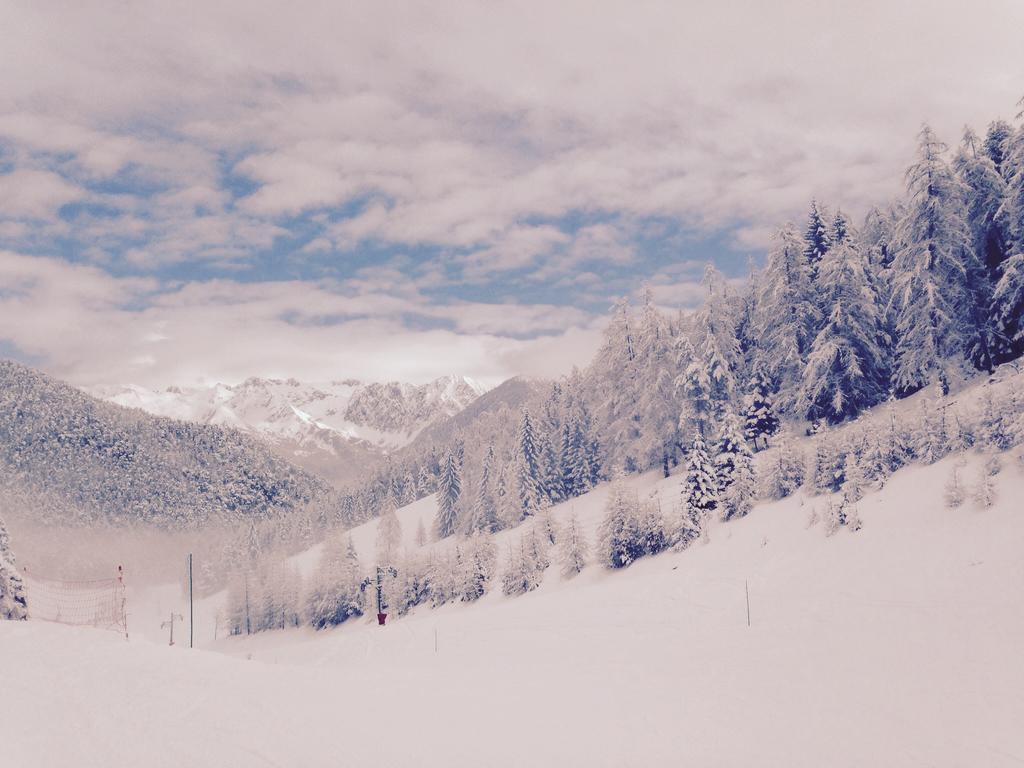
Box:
4, 430, 1023, 767
92, 375, 486, 485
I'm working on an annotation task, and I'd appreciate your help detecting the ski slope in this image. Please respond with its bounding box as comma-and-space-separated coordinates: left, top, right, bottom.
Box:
3, 447, 1024, 767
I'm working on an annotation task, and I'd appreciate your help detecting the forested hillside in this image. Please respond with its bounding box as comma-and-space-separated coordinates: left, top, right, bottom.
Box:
0, 361, 335, 530
316, 110, 1024, 549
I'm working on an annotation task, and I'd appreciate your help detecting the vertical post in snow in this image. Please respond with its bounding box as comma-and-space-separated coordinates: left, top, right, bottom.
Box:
188, 553, 194, 649
244, 572, 251, 636
434, 628, 438, 653
745, 580, 750, 627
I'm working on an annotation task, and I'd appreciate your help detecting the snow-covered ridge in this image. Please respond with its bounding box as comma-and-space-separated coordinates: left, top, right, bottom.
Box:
89, 375, 486, 484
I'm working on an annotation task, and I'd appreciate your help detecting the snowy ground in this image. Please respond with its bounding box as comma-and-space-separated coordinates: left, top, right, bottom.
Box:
3, 446, 1024, 767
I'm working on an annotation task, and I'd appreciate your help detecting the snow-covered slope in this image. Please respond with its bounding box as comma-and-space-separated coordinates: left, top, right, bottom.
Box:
4, 444, 1023, 767
92, 375, 486, 486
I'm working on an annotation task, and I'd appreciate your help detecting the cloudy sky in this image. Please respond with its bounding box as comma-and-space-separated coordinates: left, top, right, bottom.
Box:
1, 0, 1022, 389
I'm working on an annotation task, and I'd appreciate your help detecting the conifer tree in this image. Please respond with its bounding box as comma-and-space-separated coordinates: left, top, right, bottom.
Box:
434, 450, 461, 539
306, 533, 363, 629
715, 410, 752, 491
557, 512, 590, 578
753, 224, 819, 412
375, 495, 403, 566
466, 446, 500, 534
596, 480, 643, 568
993, 119, 1024, 357
0, 515, 28, 621
804, 199, 833, 277
798, 232, 888, 422
679, 433, 719, 542
514, 409, 546, 519
742, 363, 780, 450
891, 125, 975, 393
458, 534, 497, 602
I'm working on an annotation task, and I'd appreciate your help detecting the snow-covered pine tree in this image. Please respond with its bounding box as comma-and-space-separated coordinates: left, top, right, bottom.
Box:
375, 495, 403, 565
635, 497, 668, 555
974, 461, 997, 508
891, 125, 975, 394
457, 534, 497, 602
752, 224, 820, 413
715, 410, 752, 490
976, 387, 1013, 451
635, 284, 681, 473
306, 532, 363, 629
804, 199, 833, 278
690, 266, 740, 419
533, 498, 559, 545
798, 228, 888, 423
944, 461, 966, 508
0, 514, 28, 621
596, 479, 643, 568
466, 446, 500, 534
427, 547, 460, 607
678, 433, 719, 543
556, 512, 590, 578
916, 382, 951, 465
768, 439, 803, 498
984, 119, 1015, 175
721, 445, 757, 521
993, 112, 1024, 358
954, 128, 1009, 369
841, 452, 866, 506
742, 362, 780, 451
434, 449, 461, 539
588, 297, 641, 473
810, 429, 845, 494
414, 518, 428, 548
514, 409, 547, 519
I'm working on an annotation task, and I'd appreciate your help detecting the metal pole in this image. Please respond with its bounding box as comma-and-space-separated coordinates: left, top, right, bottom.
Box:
745, 580, 750, 627
188, 553, 194, 649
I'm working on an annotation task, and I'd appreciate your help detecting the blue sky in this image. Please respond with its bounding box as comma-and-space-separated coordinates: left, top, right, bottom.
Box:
0, 0, 1022, 388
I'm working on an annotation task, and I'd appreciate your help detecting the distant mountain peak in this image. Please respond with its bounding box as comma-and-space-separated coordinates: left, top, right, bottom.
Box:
90, 373, 487, 486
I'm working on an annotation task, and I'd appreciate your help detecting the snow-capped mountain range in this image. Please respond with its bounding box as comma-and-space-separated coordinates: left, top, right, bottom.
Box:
90, 375, 487, 486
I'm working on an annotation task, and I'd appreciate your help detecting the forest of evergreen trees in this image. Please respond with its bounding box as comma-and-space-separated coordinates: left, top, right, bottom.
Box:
221, 104, 1024, 635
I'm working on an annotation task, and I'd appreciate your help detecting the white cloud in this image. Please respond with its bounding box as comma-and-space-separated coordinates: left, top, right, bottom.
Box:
0, 252, 602, 388
0, 1, 1022, 384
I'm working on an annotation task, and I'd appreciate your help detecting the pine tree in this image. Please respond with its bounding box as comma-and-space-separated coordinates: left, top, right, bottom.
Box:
954, 128, 1008, 368
944, 461, 966, 508
753, 224, 820, 412
466, 446, 500, 534
841, 452, 866, 506
375, 496, 403, 565
679, 433, 719, 543
557, 512, 590, 578
306, 533, 363, 629
891, 125, 975, 393
798, 232, 888, 422
457, 534, 497, 602
715, 410, 752, 492
974, 461, 997, 508
811, 429, 845, 494
635, 284, 680, 472
690, 266, 740, 418
992, 120, 1024, 358
596, 480, 643, 568
414, 518, 428, 548
804, 199, 833, 277
742, 362, 780, 451
514, 409, 546, 519
0, 515, 28, 621
434, 450, 461, 539
984, 119, 1015, 174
